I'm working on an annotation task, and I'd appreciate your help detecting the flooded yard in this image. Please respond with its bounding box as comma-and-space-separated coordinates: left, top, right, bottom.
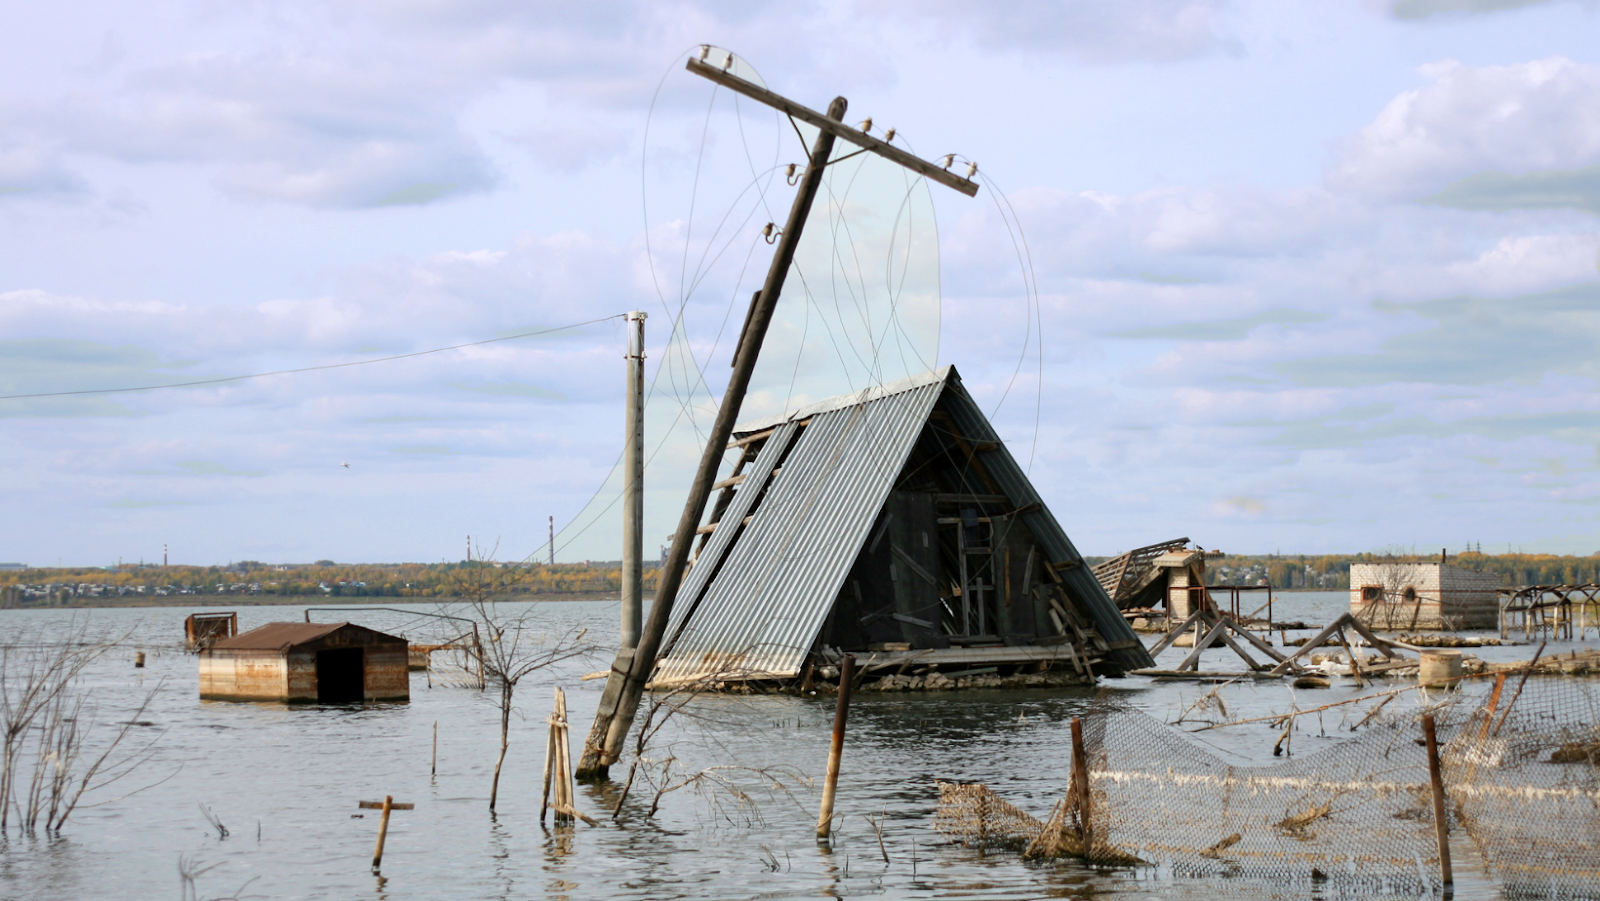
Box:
0, 594, 1571, 900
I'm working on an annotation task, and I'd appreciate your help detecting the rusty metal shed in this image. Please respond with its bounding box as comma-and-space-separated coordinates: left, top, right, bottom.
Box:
199, 622, 410, 703
653, 365, 1153, 687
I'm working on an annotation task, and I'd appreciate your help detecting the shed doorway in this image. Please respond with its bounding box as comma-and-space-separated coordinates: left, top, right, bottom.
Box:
316, 648, 364, 702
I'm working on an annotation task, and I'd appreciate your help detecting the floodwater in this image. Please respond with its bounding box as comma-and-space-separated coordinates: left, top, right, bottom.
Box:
0, 592, 1562, 900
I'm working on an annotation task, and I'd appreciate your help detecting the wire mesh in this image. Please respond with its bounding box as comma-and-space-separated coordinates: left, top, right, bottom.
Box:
1444, 678, 1600, 899
935, 678, 1600, 899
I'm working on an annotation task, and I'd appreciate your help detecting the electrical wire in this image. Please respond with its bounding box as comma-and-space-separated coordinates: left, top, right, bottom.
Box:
0, 315, 624, 401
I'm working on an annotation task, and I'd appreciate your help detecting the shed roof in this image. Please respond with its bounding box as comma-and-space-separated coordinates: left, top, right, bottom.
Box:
655, 365, 1151, 684
208, 621, 400, 651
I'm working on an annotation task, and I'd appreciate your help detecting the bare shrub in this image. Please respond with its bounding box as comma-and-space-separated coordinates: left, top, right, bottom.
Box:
0, 620, 165, 834
442, 542, 593, 813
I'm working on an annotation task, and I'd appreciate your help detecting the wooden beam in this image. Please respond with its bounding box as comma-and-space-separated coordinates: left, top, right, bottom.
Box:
687, 57, 980, 198
931, 493, 1010, 505
694, 515, 754, 536
728, 427, 777, 449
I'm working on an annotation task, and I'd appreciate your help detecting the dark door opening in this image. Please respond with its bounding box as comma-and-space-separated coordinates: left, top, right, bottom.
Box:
316, 648, 364, 703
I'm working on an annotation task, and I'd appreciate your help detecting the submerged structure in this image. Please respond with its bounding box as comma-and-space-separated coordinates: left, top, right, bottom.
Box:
652, 366, 1153, 687
199, 622, 410, 702
1350, 559, 1498, 630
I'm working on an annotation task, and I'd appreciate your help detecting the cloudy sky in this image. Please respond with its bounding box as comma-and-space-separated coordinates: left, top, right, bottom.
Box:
5, 0, 1600, 566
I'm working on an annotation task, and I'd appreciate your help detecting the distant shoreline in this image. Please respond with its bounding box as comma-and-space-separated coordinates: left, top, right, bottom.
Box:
3, 592, 620, 610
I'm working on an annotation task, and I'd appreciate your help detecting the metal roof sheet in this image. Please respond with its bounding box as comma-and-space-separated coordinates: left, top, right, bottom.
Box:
732, 365, 952, 436
657, 375, 944, 684
207, 621, 404, 651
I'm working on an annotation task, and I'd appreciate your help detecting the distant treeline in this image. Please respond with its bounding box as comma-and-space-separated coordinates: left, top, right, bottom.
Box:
1090, 551, 1600, 591
0, 559, 658, 604
9, 550, 1600, 606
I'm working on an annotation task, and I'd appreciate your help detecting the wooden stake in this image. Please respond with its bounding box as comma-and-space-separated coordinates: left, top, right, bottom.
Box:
372, 796, 393, 872
547, 687, 577, 825
539, 715, 556, 824
431, 720, 437, 776
1422, 715, 1452, 888
1336, 628, 1365, 688
1477, 673, 1507, 742
1070, 716, 1092, 857
816, 654, 855, 840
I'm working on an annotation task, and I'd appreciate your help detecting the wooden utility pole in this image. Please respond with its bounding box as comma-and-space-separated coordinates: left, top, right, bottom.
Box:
621, 310, 647, 650
576, 49, 978, 781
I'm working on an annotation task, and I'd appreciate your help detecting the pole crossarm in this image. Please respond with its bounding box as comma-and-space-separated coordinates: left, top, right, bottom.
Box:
686, 57, 980, 198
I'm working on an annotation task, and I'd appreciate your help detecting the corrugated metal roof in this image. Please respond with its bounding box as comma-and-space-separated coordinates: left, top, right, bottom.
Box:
661, 420, 801, 649
937, 376, 1153, 670
732, 366, 952, 437
208, 622, 404, 652
656, 375, 944, 684
654, 365, 1153, 684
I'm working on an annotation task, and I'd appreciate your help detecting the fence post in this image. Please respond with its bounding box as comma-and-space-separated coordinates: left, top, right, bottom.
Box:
1422, 714, 1453, 889
1071, 716, 1092, 857
816, 654, 855, 840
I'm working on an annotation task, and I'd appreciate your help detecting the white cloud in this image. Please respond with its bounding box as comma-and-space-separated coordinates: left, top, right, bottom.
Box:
1330, 56, 1600, 199
855, 0, 1240, 62
1444, 233, 1600, 294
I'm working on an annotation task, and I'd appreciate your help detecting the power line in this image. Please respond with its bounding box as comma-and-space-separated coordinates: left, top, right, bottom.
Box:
0, 315, 624, 401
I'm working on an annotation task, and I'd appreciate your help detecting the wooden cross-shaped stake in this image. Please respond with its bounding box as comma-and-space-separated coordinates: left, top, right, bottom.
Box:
358, 796, 413, 872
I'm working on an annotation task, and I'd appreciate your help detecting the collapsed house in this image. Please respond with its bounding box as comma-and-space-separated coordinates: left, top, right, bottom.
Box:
651, 366, 1153, 688
199, 622, 410, 703
1092, 538, 1217, 614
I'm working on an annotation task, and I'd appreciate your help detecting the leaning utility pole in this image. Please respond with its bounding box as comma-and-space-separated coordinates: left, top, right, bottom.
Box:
620, 310, 647, 649
576, 50, 978, 780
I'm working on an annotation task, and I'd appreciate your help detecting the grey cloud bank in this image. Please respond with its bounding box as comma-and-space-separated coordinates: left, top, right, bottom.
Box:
3, 1, 1600, 564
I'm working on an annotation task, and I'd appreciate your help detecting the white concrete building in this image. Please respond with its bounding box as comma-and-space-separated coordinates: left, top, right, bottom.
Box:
1349, 561, 1499, 630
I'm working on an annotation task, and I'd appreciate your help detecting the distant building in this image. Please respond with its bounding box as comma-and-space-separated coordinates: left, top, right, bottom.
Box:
199, 622, 410, 702
1349, 561, 1498, 630
0, 563, 27, 571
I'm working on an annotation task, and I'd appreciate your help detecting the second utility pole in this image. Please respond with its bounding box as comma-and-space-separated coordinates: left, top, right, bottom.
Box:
621, 310, 647, 649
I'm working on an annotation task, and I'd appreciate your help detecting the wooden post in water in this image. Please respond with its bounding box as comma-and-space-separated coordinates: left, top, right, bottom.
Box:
372, 796, 392, 871
816, 654, 856, 840
1422, 714, 1453, 889
431, 720, 437, 776
134, 651, 145, 668
1070, 716, 1092, 856
540, 708, 556, 825
358, 797, 413, 871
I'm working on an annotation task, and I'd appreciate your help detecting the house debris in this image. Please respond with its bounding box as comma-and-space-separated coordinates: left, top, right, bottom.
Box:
650, 366, 1153, 690
1092, 539, 1241, 619
199, 622, 410, 703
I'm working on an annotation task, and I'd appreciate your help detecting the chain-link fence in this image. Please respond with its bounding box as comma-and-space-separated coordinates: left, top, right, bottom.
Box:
936, 678, 1600, 900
